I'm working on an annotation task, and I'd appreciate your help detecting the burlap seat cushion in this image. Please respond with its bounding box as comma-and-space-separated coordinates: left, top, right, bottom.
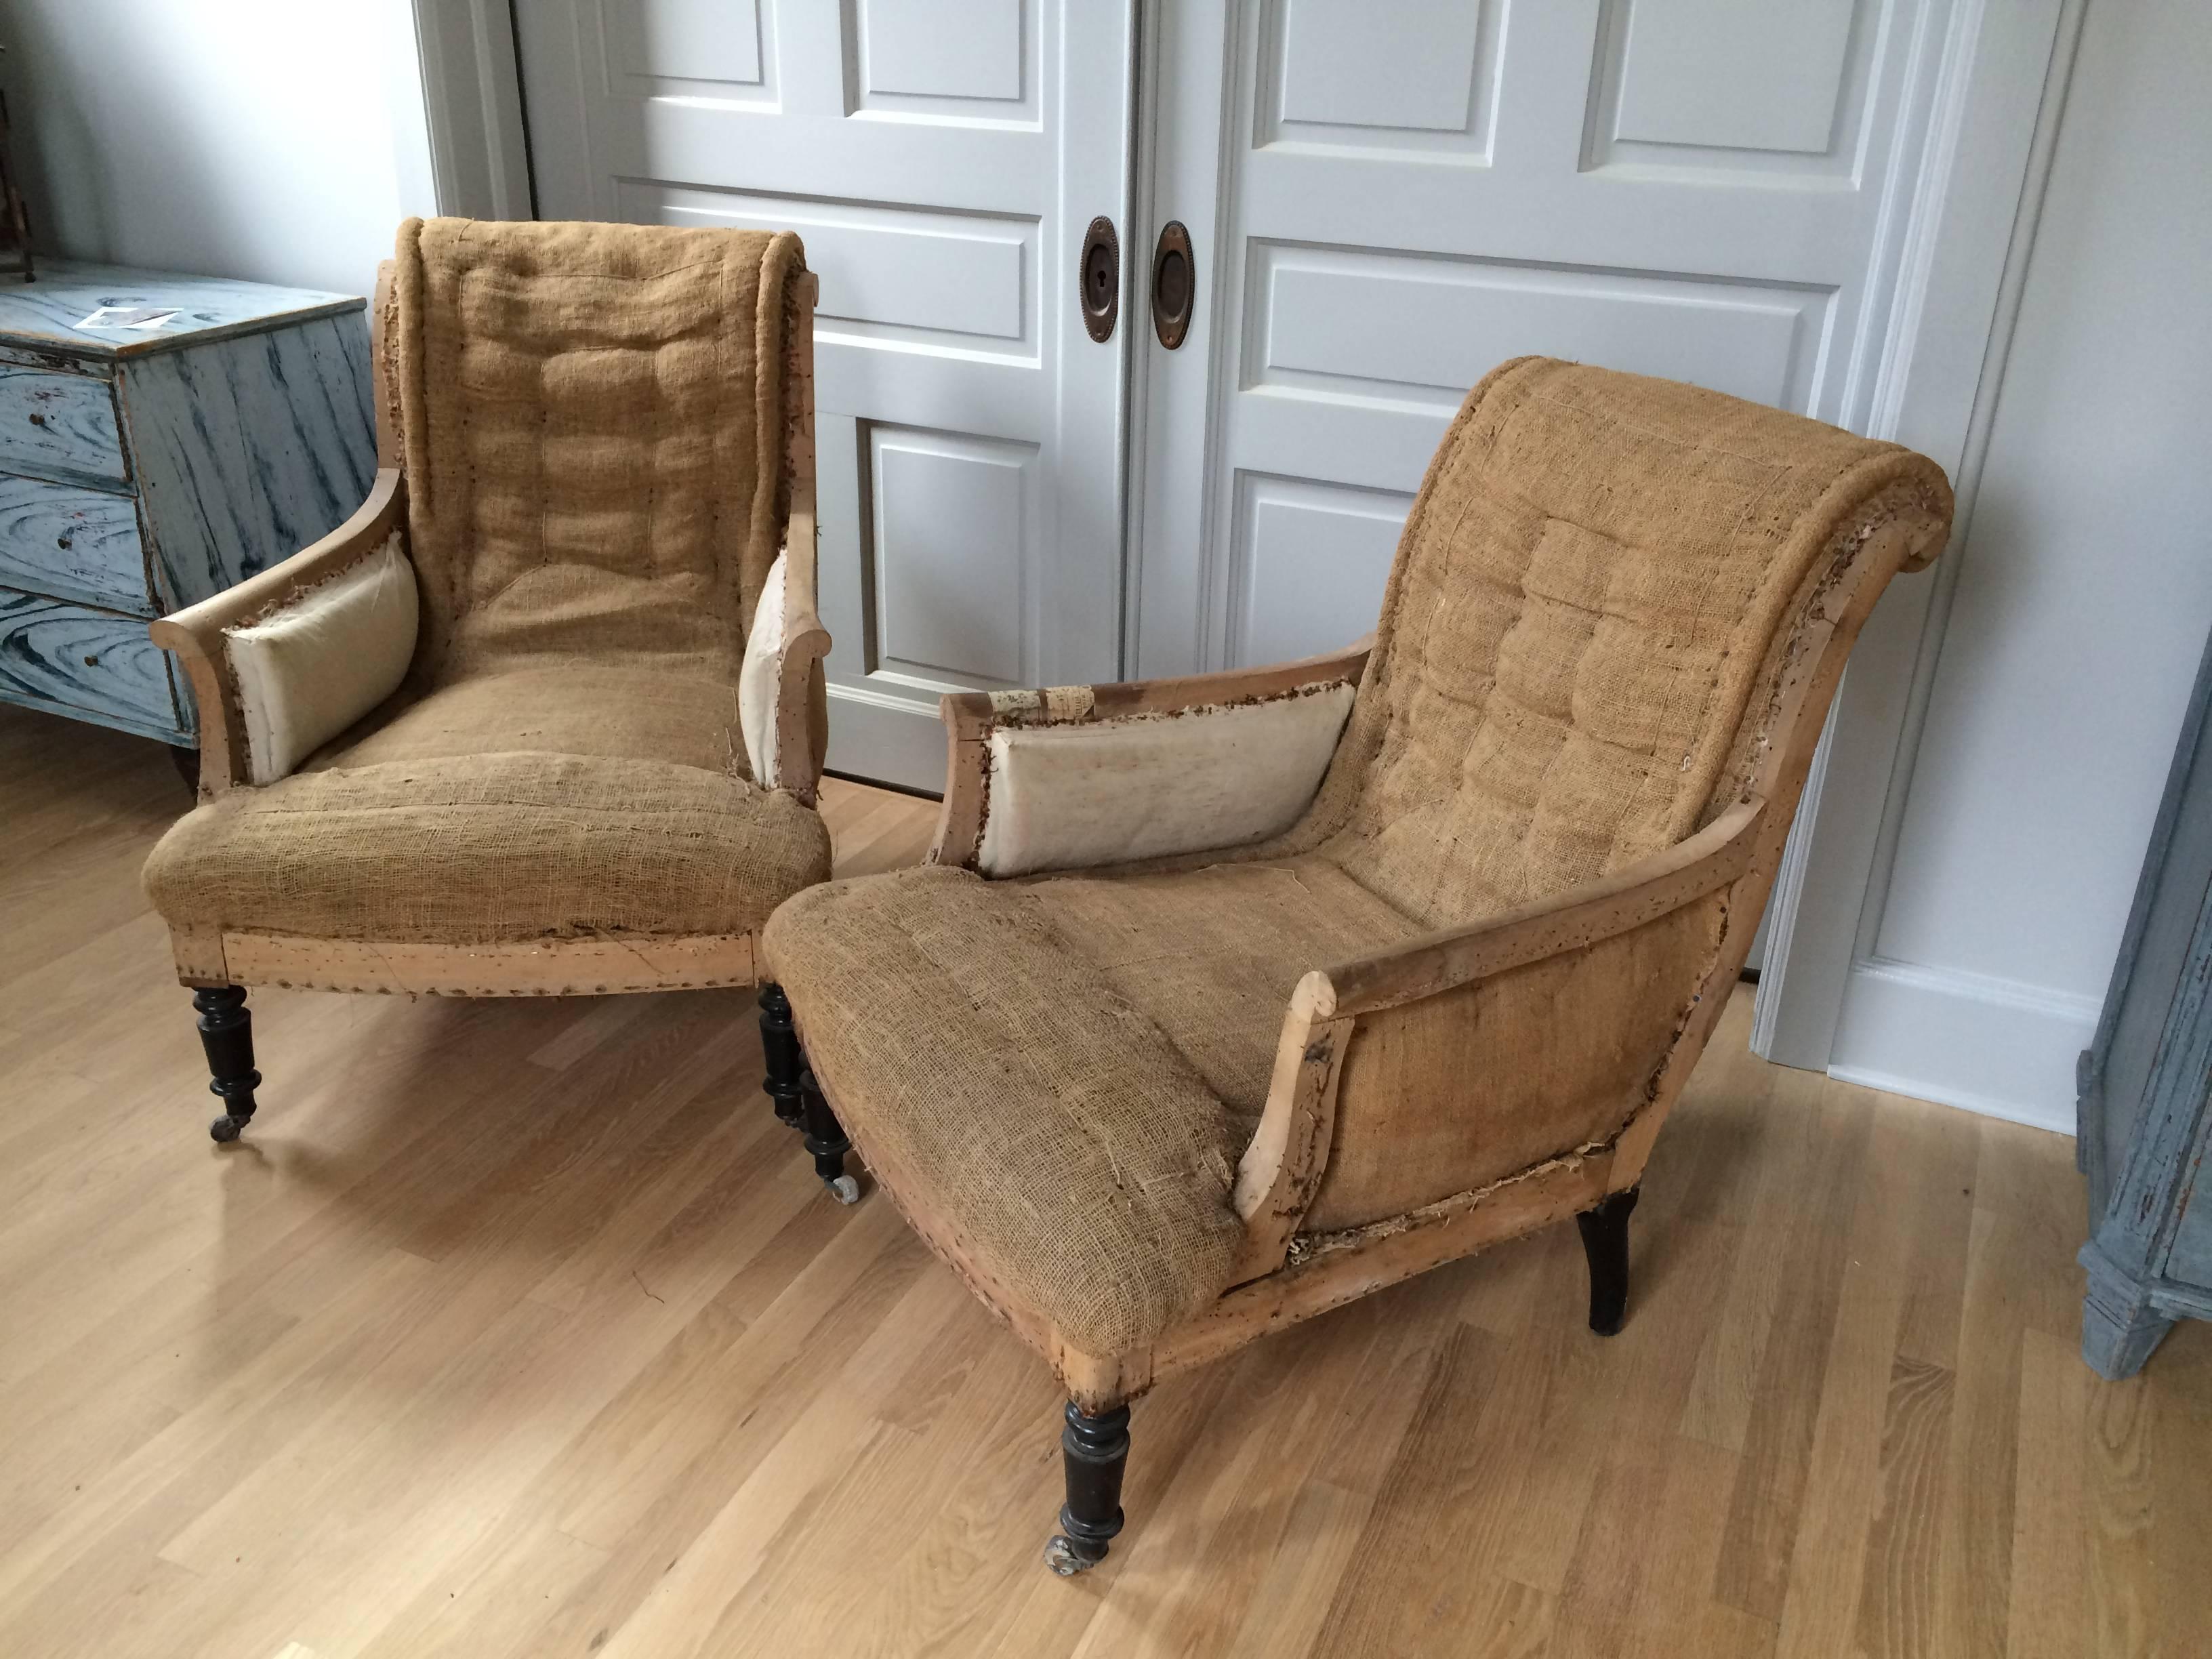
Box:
764, 865, 1256, 1356
1023, 857, 1420, 1139
145, 747, 828, 944
145, 666, 830, 943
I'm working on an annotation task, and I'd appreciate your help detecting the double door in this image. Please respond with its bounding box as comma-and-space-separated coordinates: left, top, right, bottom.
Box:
518, 0, 1950, 787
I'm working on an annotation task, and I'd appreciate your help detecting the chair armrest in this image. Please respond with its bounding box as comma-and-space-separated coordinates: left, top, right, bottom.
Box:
928, 638, 1374, 876
149, 469, 410, 796
1326, 794, 1765, 1017
739, 493, 833, 806
1229, 796, 1765, 1273
773, 495, 832, 806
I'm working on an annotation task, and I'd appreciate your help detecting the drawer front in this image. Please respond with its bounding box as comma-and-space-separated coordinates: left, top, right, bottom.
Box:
0, 474, 152, 615
0, 587, 181, 740
0, 366, 127, 488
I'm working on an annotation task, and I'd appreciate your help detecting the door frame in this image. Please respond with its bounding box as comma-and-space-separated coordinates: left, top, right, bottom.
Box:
406, 0, 535, 221
409, 0, 2079, 1076
1749, 0, 2089, 1068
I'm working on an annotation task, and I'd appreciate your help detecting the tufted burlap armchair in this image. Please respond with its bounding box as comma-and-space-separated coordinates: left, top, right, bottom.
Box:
764, 357, 1954, 1569
143, 218, 840, 1168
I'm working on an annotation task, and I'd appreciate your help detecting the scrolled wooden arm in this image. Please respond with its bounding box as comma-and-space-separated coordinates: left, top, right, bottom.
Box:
1328, 795, 1766, 1017
928, 637, 1374, 872
148, 468, 409, 797
1229, 795, 1767, 1277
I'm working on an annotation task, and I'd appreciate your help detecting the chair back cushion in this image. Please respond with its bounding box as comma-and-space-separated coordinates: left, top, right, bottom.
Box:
1283, 356, 1952, 928
387, 217, 803, 683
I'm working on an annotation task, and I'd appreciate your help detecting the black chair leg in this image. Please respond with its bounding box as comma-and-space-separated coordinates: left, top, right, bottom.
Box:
1044, 1400, 1130, 1575
758, 983, 805, 1130
193, 985, 260, 1143
798, 1068, 859, 1204
1575, 1185, 1639, 1336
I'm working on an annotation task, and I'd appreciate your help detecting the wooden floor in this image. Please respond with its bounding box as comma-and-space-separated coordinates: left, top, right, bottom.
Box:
0, 701, 2204, 1659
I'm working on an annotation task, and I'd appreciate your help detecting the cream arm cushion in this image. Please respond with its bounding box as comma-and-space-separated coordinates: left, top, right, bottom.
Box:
738, 551, 788, 786
975, 680, 1357, 878
222, 534, 419, 786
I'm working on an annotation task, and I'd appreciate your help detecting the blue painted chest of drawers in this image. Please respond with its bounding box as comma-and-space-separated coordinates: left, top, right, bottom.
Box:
2077, 625, 2212, 1376
0, 262, 377, 747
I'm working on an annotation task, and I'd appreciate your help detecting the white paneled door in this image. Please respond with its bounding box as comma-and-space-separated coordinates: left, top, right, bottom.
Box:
515, 0, 1136, 788
1132, 0, 1956, 676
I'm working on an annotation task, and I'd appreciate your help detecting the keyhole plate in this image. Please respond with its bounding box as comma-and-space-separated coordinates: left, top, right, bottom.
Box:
1080, 216, 1119, 344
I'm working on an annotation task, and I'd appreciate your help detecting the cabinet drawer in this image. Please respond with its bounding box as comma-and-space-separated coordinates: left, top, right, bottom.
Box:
0, 366, 127, 488
0, 474, 152, 615
0, 587, 181, 740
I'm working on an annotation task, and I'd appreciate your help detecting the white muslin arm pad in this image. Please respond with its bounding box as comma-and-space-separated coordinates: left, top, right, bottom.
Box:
739, 551, 790, 786
975, 680, 1357, 878
223, 534, 419, 785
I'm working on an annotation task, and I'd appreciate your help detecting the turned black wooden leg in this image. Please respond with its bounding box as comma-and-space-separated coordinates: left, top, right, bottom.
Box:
758, 983, 805, 1129
193, 985, 260, 1143
1575, 1185, 1639, 1336
1045, 1401, 1130, 1575
798, 1068, 859, 1204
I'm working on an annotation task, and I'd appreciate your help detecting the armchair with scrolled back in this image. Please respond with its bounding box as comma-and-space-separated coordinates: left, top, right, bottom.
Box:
764, 356, 1954, 1568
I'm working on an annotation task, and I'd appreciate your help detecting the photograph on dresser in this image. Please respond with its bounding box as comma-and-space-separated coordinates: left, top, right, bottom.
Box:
1, 2, 2207, 1654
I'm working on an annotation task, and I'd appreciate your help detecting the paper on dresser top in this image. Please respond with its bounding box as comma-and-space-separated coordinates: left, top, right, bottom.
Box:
0, 260, 361, 359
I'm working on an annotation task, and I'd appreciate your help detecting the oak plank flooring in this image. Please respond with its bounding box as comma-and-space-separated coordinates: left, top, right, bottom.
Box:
0, 700, 2204, 1658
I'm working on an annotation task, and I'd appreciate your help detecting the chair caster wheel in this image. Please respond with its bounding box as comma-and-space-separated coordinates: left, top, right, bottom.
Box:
209, 1115, 246, 1143
825, 1173, 861, 1205
1043, 1534, 1102, 1576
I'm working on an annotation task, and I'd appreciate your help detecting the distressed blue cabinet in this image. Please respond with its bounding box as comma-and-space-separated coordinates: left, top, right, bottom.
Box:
0, 262, 376, 746
2077, 625, 2212, 1376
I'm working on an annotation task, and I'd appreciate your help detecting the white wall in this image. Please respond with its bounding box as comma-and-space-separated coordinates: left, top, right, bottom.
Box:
4, 0, 436, 298
1827, 0, 2212, 1132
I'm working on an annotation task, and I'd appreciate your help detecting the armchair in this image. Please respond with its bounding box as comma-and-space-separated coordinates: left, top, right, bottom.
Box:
142, 218, 838, 1166
762, 356, 1953, 1569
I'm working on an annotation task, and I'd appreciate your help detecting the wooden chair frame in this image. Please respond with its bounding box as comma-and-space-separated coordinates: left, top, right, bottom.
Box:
148, 265, 831, 1141
803, 509, 1940, 1568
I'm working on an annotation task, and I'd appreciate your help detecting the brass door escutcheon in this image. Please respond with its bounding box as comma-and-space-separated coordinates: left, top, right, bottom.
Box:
1080, 216, 1119, 344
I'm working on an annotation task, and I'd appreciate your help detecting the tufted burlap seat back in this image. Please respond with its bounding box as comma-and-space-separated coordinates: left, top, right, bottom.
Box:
1267, 355, 1952, 930
386, 216, 804, 684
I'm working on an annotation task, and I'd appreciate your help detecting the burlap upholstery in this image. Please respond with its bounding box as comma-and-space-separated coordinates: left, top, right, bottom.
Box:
144, 219, 832, 944
765, 868, 1248, 1356
771, 358, 1952, 1353
1259, 357, 1950, 923
1023, 858, 1420, 1138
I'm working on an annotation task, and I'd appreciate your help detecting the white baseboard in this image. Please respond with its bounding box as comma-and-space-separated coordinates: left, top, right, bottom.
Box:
1824, 956, 2097, 1136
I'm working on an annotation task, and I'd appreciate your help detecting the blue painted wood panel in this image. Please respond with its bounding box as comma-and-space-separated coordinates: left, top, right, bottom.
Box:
123, 312, 377, 607
0, 342, 112, 377
1, 262, 374, 745
0, 475, 150, 613
0, 260, 359, 360
0, 366, 125, 488
0, 588, 182, 740
2079, 623, 2212, 1376
2169, 1174, 2212, 1287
